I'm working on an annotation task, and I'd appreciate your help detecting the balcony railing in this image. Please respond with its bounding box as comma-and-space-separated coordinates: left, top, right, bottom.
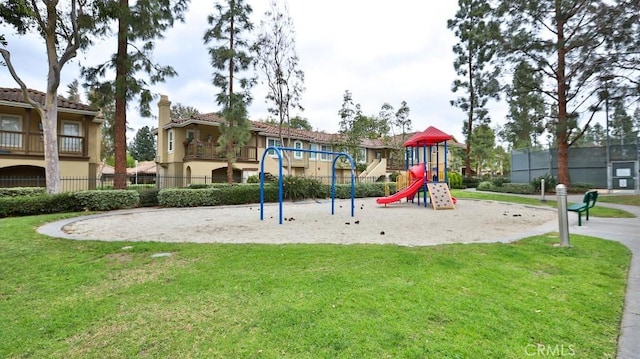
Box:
0, 130, 84, 156
184, 140, 257, 162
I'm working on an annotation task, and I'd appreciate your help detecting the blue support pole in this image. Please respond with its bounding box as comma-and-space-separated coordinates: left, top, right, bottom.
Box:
444, 141, 449, 184
260, 146, 355, 224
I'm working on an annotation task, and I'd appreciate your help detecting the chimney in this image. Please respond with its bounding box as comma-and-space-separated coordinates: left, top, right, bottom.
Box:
157, 95, 171, 164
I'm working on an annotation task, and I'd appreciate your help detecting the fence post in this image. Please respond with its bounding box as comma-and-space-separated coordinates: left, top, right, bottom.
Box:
556, 184, 570, 247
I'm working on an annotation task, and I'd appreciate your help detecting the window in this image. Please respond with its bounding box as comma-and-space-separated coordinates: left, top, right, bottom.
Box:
321, 145, 331, 161
294, 141, 303, 159
60, 120, 82, 152
168, 129, 174, 153
309, 143, 318, 160
0, 115, 22, 148
186, 129, 195, 142
356, 147, 367, 164
267, 138, 281, 156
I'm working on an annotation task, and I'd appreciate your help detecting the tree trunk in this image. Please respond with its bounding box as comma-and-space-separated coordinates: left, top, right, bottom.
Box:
555, 3, 570, 186
114, 0, 129, 190
226, 3, 235, 184
43, 94, 61, 194
465, 40, 474, 179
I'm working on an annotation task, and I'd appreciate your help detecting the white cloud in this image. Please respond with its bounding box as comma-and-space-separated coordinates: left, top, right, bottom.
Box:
0, 0, 509, 142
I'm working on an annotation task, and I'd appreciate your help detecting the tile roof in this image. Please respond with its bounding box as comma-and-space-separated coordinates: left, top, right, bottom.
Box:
168, 112, 465, 148
0, 87, 98, 112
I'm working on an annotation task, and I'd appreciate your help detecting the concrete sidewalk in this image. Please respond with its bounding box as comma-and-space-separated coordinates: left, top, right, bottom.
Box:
568, 201, 640, 359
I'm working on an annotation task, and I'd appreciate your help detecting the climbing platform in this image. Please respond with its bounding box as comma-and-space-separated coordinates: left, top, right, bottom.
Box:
426, 182, 455, 210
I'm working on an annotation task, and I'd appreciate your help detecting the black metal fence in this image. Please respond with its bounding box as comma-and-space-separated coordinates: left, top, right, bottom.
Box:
0, 173, 388, 193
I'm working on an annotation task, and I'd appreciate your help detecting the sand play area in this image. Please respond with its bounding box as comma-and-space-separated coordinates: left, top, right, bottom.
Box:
40, 198, 559, 246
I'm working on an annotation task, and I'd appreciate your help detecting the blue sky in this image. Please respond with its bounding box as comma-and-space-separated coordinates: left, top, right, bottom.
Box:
0, 0, 508, 142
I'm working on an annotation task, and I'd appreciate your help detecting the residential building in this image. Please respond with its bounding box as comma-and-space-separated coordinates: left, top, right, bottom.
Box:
154, 95, 462, 184
0, 88, 103, 189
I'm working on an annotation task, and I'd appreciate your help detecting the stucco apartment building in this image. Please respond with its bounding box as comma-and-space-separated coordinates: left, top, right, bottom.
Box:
0, 88, 103, 189
155, 95, 459, 185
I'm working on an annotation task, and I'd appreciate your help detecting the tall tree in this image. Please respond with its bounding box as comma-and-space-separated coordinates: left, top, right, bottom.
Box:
253, 0, 305, 174
83, 0, 189, 189
0, 1, 91, 193
609, 100, 634, 145
468, 123, 496, 176
499, 0, 640, 185
67, 80, 82, 103
394, 101, 412, 144
88, 90, 117, 161
501, 61, 546, 149
448, 0, 501, 178
633, 106, 640, 135
170, 103, 200, 120
129, 126, 156, 161
204, 0, 255, 184
574, 122, 606, 147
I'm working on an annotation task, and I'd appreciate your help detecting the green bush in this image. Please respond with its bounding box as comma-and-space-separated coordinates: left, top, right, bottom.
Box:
158, 188, 220, 207
159, 184, 281, 207
139, 188, 160, 207
569, 182, 594, 193
333, 183, 394, 199
462, 176, 480, 188
531, 174, 557, 192
0, 187, 47, 197
496, 183, 535, 194
246, 175, 259, 183
389, 171, 401, 182
490, 176, 510, 187
0, 192, 82, 218
448, 172, 464, 189
73, 190, 139, 211
477, 181, 496, 191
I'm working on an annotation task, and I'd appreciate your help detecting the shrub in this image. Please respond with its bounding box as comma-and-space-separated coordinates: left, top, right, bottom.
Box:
476, 181, 496, 191
73, 190, 139, 211
569, 182, 594, 193
462, 176, 480, 188
531, 174, 557, 192
496, 183, 535, 194
0, 192, 81, 218
139, 188, 160, 207
246, 175, 259, 183
490, 176, 510, 187
158, 188, 220, 207
0, 187, 47, 197
333, 183, 393, 199
448, 172, 464, 189
389, 171, 401, 182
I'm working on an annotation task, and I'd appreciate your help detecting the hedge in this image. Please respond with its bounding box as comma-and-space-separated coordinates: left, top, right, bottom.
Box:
0, 192, 82, 218
73, 190, 139, 211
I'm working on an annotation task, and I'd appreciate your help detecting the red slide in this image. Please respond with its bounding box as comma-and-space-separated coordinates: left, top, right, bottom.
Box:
376, 176, 426, 205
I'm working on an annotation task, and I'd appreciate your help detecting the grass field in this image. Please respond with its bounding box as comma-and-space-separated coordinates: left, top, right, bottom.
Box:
450, 189, 636, 219
0, 210, 631, 358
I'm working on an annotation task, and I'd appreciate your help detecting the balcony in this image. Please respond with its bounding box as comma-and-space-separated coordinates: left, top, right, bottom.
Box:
0, 131, 85, 157
184, 140, 257, 162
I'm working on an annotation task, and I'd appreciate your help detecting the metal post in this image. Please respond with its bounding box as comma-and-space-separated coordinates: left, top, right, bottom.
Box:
540, 179, 546, 202
556, 184, 570, 247
603, 76, 613, 194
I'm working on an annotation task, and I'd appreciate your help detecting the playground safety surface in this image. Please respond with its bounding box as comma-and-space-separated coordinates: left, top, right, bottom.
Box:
39, 197, 558, 246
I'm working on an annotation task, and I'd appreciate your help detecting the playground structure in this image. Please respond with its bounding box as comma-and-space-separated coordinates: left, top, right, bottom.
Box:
259, 146, 356, 224
376, 126, 456, 209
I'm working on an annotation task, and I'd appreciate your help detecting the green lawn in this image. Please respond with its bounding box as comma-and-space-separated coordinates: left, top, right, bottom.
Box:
598, 194, 640, 207
450, 189, 636, 219
0, 213, 630, 358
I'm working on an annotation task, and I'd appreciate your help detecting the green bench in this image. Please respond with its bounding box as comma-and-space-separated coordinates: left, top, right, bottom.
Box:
567, 190, 598, 226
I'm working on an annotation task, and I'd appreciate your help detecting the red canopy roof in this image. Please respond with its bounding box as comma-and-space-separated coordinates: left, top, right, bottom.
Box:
403, 126, 452, 147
